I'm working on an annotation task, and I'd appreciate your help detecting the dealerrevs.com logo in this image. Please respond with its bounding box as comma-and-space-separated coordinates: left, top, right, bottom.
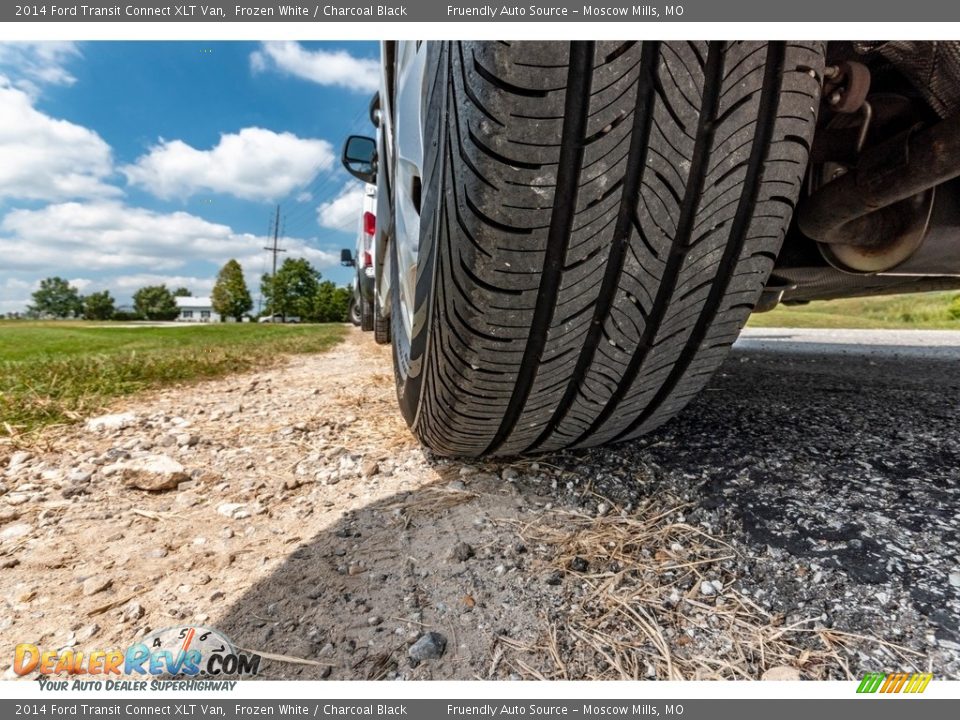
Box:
14, 626, 260, 690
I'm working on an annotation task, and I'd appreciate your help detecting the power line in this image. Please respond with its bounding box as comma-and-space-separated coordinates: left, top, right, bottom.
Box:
274, 105, 369, 214
251, 103, 374, 291
270, 103, 374, 231
282, 196, 358, 239
282, 176, 367, 237
284, 217, 358, 248
279, 174, 350, 229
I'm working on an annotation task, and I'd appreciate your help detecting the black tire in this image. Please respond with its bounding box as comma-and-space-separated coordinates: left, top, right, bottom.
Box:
392, 41, 823, 457
374, 299, 391, 345
360, 296, 374, 332
349, 296, 362, 326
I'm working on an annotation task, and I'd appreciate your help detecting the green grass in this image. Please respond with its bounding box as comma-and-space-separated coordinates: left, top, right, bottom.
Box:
0, 321, 347, 435
748, 291, 960, 330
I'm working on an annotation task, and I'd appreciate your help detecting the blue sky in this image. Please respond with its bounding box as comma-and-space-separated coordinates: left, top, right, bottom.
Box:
0, 41, 379, 313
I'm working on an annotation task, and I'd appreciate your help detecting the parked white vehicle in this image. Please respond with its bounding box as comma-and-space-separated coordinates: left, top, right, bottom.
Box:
340, 183, 378, 332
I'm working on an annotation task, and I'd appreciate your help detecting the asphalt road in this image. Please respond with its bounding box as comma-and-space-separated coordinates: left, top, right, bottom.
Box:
601, 326, 960, 673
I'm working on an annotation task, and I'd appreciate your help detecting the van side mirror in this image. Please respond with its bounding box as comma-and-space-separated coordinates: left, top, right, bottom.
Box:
341, 249, 356, 267
341, 135, 377, 184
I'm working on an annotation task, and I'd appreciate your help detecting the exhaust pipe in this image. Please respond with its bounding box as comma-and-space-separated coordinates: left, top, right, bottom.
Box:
798, 112, 960, 274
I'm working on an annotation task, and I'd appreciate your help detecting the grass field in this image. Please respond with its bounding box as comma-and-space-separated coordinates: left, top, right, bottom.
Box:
4, 290, 957, 436
0, 321, 347, 436
748, 291, 960, 330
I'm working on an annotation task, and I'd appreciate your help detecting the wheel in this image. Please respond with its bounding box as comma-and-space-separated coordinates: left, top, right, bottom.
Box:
389, 41, 823, 457
349, 296, 362, 326
360, 296, 374, 332
374, 298, 391, 345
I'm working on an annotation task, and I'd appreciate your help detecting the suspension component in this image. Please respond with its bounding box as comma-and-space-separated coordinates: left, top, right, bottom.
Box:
799, 112, 960, 275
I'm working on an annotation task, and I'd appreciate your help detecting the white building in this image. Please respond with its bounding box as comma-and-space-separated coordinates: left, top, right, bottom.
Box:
175, 296, 222, 323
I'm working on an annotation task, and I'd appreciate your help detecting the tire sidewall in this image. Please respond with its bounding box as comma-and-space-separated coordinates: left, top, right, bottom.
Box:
390, 42, 448, 429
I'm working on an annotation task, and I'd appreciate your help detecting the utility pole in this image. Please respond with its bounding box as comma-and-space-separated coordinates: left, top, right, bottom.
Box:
263, 204, 286, 321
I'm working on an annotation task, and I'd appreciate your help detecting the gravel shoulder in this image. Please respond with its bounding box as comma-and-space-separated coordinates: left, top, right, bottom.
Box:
2, 327, 958, 681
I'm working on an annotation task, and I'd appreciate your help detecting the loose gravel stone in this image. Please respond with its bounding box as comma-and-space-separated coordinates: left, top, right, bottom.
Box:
216, 503, 249, 519
408, 632, 447, 663
122, 602, 145, 622
450, 542, 474, 562
762, 666, 802, 681
76, 623, 100, 642
700, 580, 723, 597
82, 576, 112, 596
85, 413, 138, 432
7, 451, 33, 469
68, 469, 93, 484
0, 523, 32, 542
118, 455, 188, 491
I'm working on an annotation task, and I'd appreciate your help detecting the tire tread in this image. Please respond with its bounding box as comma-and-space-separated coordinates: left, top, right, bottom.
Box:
405, 41, 823, 456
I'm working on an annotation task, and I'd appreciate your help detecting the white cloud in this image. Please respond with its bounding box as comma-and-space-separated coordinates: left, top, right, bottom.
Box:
0, 202, 235, 271
0, 202, 341, 275
122, 127, 334, 202
0, 200, 342, 312
318, 183, 365, 231
69, 277, 94, 292
0, 277, 34, 314
250, 42, 379, 93
0, 76, 118, 201
0, 42, 81, 96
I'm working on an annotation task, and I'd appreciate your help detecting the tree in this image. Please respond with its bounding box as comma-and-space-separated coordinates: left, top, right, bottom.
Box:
173, 287, 192, 297
261, 258, 320, 320
211, 259, 253, 322
311, 281, 352, 322
331, 285, 352, 322
82, 290, 116, 321
133, 285, 179, 321
28, 277, 83, 318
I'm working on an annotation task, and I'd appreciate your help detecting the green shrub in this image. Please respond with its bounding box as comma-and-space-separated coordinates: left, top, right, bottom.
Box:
948, 294, 960, 320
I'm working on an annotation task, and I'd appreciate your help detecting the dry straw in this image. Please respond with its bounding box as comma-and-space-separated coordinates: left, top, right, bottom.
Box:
496, 494, 918, 680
